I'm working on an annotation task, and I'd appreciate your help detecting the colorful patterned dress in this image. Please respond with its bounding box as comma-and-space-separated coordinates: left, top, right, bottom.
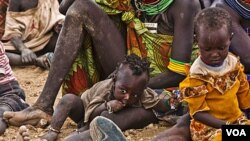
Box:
62, 0, 199, 95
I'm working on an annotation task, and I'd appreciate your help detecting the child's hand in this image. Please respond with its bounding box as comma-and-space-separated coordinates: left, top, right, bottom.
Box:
107, 100, 125, 113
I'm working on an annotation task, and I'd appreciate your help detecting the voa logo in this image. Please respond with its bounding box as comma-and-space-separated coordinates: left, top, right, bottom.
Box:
226, 129, 246, 136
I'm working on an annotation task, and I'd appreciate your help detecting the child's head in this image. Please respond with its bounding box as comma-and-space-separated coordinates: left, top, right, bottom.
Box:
113, 53, 150, 106
194, 7, 233, 66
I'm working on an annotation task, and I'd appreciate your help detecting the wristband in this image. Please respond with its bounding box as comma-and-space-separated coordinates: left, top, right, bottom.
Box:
225, 121, 231, 125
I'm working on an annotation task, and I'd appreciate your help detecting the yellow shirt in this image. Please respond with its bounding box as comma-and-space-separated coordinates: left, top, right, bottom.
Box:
180, 54, 250, 123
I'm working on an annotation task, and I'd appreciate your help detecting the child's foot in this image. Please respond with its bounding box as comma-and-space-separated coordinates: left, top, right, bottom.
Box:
0, 118, 7, 135
16, 126, 30, 141
3, 107, 51, 128
89, 116, 126, 141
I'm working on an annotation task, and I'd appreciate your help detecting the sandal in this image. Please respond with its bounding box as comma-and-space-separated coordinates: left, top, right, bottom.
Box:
35, 52, 54, 69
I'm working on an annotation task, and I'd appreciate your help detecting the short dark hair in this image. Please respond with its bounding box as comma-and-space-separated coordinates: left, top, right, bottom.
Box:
194, 7, 232, 37
121, 53, 150, 76
108, 53, 151, 81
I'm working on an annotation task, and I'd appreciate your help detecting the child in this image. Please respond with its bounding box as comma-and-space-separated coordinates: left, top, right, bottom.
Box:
0, 41, 29, 135
39, 53, 178, 141
180, 7, 250, 141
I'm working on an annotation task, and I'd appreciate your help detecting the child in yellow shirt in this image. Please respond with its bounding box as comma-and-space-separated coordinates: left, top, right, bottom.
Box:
180, 7, 250, 141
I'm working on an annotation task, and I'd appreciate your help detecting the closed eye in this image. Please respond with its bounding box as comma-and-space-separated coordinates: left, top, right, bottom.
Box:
218, 46, 226, 50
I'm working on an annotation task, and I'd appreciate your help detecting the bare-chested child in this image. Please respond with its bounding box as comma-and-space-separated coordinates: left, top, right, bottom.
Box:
0, 41, 29, 135
34, 54, 177, 141
1, 0, 64, 69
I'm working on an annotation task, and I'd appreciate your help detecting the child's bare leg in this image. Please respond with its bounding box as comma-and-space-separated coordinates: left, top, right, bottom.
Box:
152, 113, 191, 141
41, 94, 84, 141
15, 126, 30, 141
0, 105, 12, 135
101, 107, 158, 131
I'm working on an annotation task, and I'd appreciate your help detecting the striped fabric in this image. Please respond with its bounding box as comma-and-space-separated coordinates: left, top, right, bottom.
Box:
0, 42, 16, 85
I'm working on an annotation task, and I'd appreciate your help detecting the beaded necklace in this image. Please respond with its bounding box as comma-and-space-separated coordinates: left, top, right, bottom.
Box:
242, 0, 250, 5
236, 0, 250, 12
225, 0, 250, 20
134, 0, 173, 16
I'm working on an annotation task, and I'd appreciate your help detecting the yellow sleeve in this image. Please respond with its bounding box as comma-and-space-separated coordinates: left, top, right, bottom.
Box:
237, 65, 250, 110
180, 77, 210, 118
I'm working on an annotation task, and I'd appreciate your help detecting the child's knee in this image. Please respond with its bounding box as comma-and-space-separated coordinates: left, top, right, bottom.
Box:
60, 94, 79, 106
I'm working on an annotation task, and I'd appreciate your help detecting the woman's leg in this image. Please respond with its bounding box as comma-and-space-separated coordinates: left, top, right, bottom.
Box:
152, 113, 191, 141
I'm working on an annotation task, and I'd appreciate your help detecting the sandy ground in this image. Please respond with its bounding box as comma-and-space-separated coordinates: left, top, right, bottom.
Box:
0, 66, 171, 141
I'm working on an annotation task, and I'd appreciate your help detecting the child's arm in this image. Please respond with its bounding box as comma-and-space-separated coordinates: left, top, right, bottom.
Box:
236, 65, 250, 110
89, 103, 107, 121
89, 100, 125, 121
193, 111, 228, 129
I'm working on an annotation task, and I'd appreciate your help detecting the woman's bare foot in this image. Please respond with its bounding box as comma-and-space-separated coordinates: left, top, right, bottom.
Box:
3, 107, 51, 128
16, 126, 30, 141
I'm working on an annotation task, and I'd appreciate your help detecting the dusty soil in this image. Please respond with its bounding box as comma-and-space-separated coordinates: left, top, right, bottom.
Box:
0, 66, 171, 141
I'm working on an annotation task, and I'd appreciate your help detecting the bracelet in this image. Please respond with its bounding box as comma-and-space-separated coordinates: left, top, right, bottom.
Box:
225, 121, 231, 125
105, 101, 113, 114
48, 127, 60, 133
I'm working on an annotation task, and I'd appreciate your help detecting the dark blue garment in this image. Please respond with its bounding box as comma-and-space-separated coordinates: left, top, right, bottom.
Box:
0, 80, 29, 111
225, 0, 250, 20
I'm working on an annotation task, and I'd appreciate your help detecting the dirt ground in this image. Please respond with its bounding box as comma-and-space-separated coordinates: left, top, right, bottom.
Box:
0, 66, 172, 141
